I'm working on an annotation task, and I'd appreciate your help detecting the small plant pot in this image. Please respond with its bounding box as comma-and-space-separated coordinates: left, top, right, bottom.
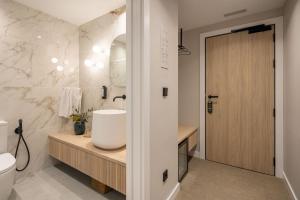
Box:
74, 121, 86, 135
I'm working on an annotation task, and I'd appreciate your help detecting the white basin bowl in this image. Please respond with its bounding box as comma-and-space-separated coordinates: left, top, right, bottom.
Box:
91, 109, 126, 150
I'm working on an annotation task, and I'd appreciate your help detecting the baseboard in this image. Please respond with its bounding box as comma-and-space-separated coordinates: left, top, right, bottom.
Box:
193, 150, 201, 159
166, 183, 180, 200
283, 171, 298, 200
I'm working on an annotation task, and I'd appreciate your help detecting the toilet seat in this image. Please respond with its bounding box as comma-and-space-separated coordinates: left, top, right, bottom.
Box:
0, 153, 16, 175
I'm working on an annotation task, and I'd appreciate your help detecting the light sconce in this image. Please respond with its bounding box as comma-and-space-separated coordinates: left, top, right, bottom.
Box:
69, 67, 75, 73
92, 45, 102, 54
92, 45, 109, 56
84, 59, 104, 69
64, 60, 69, 65
51, 57, 58, 64
56, 65, 64, 71
95, 62, 104, 69
84, 59, 94, 67
50, 57, 65, 71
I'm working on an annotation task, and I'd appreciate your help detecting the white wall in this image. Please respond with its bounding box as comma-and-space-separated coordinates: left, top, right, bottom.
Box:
148, 0, 179, 199
179, 8, 283, 152
283, 0, 300, 198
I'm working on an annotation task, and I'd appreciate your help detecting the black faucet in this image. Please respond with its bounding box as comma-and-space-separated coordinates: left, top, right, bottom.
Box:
113, 94, 126, 102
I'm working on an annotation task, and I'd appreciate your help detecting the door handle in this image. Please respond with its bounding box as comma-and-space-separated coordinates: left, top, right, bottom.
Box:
208, 95, 219, 99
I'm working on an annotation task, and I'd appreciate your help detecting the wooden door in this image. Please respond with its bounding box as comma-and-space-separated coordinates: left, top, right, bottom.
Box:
205, 27, 275, 175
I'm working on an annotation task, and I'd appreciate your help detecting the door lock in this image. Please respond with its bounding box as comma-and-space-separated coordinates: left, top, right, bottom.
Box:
207, 100, 213, 113
207, 95, 219, 114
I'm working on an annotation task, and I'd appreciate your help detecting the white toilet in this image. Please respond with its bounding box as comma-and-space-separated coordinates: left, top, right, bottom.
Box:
0, 121, 16, 200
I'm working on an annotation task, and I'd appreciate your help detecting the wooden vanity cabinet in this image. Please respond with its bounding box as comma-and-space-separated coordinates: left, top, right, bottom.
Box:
48, 134, 126, 195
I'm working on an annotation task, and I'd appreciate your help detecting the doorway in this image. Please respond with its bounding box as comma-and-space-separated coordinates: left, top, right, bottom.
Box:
205, 25, 275, 175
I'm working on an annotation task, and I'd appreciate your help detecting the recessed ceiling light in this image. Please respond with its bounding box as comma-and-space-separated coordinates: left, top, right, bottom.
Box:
224, 9, 247, 17
37, 35, 42, 39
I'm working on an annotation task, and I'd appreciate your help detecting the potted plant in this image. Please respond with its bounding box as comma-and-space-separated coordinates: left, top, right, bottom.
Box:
70, 107, 93, 135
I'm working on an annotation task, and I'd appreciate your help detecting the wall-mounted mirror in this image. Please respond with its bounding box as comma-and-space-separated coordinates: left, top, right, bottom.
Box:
110, 34, 126, 88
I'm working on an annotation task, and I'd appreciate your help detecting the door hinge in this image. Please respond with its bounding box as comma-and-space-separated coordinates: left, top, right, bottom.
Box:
273, 157, 276, 166
273, 33, 276, 42
273, 108, 276, 117
273, 59, 276, 69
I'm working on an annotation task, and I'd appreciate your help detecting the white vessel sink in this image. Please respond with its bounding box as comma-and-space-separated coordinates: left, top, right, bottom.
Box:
91, 109, 126, 150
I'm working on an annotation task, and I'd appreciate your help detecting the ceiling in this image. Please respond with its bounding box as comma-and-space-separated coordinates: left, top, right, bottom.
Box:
179, 0, 286, 31
14, 0, 126, 26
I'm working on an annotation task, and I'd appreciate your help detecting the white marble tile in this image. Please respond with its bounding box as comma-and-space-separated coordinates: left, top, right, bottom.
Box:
0, 0, 126, 183
0, 0, 79, 88
0, 86, 74, 179
0, 0, 79, 180
79, 11, 126, 114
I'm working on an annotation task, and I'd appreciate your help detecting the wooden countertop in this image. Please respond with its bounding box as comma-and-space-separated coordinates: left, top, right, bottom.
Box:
49, 125, 197, 166
49, 132, 126, 166
178, 125, 198, 144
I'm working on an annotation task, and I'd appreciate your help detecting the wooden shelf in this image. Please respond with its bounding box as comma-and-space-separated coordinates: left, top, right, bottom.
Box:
178, 126, 198, 144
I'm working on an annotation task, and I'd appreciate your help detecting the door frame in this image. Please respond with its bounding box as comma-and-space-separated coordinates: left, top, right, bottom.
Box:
126, 0, 151, 199
199, 17, 284, 178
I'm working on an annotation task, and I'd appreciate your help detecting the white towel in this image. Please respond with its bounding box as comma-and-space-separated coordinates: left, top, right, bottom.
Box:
58, 87, 82, 118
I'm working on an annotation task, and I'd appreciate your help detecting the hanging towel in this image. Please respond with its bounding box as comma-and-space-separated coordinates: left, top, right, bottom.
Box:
58, 87, 82, 118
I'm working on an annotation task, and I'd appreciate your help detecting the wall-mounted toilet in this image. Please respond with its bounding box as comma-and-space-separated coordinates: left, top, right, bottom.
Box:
0, 121, 16, 200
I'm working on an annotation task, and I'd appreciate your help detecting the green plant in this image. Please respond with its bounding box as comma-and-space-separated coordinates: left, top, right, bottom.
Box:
70, 107, 93, 123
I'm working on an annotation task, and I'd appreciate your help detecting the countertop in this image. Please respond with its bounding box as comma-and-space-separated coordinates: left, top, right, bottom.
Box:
178, 125, 198, 144
49, 132, 126, 166
49, 125, 198, 166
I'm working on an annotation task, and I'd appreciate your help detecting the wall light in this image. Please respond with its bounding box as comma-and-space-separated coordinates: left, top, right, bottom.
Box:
84, 59, 104, 69
95, 62, 104, 69
69, 67, 75, 73
84, 59, 94, 67
92, 45, 109, 56
92, 45, 102, 54
51, 57, 58, 64
57, 65, 64, 71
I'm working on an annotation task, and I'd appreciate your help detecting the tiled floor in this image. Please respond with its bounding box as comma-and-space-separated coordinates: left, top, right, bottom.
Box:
176, 158, 291, 200
9, 164, 125, 200
9, 158, 291, 200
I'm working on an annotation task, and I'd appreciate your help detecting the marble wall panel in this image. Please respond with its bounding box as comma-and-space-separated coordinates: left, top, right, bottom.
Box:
0, 0, 79, 179
0, 0, 127, 180
79, 12, 126, 128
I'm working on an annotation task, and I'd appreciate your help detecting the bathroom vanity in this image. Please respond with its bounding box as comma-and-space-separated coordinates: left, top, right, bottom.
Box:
48, 126, 197, 195
48, 133, 126, 194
